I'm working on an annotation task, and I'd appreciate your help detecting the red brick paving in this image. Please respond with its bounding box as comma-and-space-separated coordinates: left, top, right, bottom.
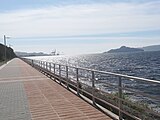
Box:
1, 58, 112, 120
24, 78, 111, 120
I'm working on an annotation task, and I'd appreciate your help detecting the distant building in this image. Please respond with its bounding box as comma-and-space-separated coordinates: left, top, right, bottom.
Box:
51, 49, 60, 56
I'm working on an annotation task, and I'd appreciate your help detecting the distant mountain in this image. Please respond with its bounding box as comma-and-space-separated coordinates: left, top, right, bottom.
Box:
15, 51, 51, 57
107, 46, 144, 53
142, 45, 160, 52
0, 43, 16, 61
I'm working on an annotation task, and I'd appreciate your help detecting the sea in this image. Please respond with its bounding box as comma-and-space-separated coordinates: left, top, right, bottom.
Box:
28, 51, 160, 112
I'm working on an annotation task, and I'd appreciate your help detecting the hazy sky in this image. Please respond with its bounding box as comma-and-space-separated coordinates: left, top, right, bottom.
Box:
0, 0, 160, 55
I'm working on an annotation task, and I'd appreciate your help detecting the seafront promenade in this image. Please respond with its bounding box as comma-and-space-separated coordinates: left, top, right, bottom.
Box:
0, 58, 111, 120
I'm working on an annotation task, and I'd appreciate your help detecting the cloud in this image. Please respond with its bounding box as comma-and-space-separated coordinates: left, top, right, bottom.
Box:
0, 1, 160, 38
0, 1, 160, 55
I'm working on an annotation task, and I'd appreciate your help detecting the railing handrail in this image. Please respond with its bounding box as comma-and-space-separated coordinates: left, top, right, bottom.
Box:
32, 59, 160, 84
23, 58, 160, 120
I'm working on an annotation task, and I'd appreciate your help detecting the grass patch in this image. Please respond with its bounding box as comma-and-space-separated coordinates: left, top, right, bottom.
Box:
81, 84, 160, 120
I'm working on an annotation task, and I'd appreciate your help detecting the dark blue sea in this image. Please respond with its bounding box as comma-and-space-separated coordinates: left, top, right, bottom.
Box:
30, 51, 160, 111
34, 51, 160, 79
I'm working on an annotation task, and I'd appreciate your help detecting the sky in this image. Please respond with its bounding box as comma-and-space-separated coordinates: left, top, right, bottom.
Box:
0, 0, 160, 55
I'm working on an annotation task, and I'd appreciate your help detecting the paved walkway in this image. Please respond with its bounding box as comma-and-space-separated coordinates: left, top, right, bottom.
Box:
0, 58, 112, 120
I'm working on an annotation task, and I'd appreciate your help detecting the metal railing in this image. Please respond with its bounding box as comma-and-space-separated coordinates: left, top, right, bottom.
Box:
23, 58, 160, 120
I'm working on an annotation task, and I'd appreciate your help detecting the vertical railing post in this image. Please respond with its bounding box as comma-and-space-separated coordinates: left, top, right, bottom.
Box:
59, 65, 61, 84
49, 63, 52, 78
43, 61, 44, 68
92, 71, 96, 105
32, 60, 34, 67
59, 65, 61, 76
39, 61, 40, 67
54, 64, 55, 74
34, 60, 36, 66
118, 76, 122, 120
49, 63, 51, 71
76, 68, 80, 96
66, 66, 69, 89
46, 62, 48, 70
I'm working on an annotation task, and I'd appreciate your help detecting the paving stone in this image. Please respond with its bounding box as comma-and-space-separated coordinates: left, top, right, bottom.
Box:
0, 82, 31, 120
0, 58, 112, 120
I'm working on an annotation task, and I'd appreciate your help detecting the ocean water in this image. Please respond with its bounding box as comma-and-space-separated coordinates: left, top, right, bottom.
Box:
28, 51, 160, 111
30, 51, 160, 80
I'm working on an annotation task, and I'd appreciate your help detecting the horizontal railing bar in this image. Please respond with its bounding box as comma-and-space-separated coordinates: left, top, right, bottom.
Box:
30, 59, 160, 117
80, 78, 160, 103
119, 108, 141, 120
33, 60, 160, 84
68, 77, 160, 117
60, 69, 67, 72
123, 87, 160, 101
95, 80, 118, 88
94, 86, 160, 117
23, 58, 160, 120
97, 81, 160, 101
